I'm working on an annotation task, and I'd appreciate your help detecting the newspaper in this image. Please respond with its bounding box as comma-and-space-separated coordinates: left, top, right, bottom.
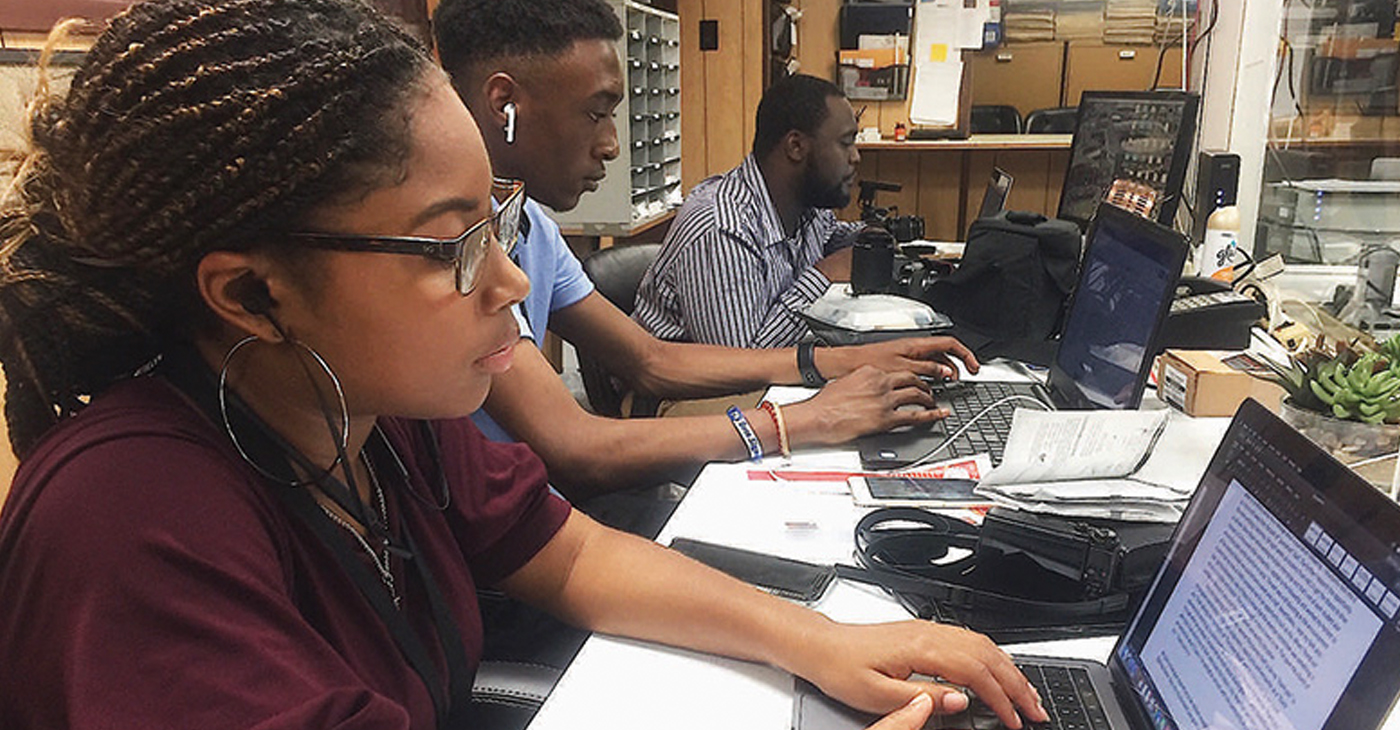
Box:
976, 409, 1229, 522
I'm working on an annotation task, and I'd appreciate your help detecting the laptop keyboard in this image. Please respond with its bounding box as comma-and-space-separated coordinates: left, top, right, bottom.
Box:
1017, 662, 1113, 730
936, 381, 1050, 464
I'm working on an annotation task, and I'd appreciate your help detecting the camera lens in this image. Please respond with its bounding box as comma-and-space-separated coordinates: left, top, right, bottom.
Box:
851, 227, 896, 295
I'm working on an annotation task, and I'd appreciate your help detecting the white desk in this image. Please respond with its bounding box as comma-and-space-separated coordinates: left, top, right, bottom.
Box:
527, 370, 1400, 730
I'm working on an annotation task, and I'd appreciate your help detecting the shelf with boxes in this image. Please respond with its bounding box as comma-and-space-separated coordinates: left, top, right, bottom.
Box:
553, 1, 681, 236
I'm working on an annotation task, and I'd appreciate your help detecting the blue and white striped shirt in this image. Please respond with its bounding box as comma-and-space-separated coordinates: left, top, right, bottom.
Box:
632, 154, 858, 348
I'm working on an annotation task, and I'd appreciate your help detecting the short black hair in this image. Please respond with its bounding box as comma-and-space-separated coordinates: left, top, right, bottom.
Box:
433, 0, 622, 80
753, 74, 846, 158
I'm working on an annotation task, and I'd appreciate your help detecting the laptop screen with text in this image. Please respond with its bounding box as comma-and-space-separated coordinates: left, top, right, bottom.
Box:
1112, 401, 1400, 730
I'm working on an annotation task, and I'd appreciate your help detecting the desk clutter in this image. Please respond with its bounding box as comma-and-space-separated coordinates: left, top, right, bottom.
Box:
835, 505, 1173, 643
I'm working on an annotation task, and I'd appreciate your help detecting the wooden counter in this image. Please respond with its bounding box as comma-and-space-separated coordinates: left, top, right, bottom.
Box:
857, 134, 1073, 151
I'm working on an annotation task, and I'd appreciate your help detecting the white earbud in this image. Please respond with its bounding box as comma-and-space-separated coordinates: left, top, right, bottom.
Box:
503, 102, 517, 145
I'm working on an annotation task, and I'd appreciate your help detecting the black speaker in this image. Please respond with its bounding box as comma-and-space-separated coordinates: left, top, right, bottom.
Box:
1191, 150, 1240, 244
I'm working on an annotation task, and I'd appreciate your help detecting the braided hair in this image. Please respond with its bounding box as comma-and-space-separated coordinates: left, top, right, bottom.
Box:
0, 0, 435, 458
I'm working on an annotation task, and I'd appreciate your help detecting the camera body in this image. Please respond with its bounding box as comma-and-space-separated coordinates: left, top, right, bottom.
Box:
858, 180, 926, 243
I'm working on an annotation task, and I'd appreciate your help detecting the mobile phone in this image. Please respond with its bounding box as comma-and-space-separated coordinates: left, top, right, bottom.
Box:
847, 475, 990, 508
669, 537, 836, 604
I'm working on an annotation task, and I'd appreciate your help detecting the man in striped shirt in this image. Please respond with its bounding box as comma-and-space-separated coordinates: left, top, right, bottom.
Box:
633, 75, 863, 349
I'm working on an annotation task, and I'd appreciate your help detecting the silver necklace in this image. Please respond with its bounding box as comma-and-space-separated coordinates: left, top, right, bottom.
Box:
319, 455, 399, 609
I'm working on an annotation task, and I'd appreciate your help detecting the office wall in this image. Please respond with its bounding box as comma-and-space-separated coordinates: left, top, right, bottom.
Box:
678, 0, 765, 192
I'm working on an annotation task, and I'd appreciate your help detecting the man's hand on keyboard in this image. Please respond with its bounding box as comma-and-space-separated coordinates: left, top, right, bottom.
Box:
785, 367, 946, 446
815, 336, 981, 383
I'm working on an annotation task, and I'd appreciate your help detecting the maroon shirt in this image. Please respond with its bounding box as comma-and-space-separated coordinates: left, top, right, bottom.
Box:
0, 377, 570, 729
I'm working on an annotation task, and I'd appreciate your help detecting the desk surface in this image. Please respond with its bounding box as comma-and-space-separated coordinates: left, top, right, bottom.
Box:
857, 134, 1073, 152
527, 374, 1400, 730
528, 375, 1144, 728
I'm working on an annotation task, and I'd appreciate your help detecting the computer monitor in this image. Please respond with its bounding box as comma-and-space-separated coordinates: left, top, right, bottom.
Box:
1057, 90, 1200, 232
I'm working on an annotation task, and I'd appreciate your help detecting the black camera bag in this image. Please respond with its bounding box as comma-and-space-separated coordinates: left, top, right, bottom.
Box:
839, 507, 1174, 643
923, 211, 1080, 341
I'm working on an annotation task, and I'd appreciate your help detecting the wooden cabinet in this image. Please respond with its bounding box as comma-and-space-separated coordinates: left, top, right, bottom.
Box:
968, 42, 1065, 118
1064, 42, 1183, 107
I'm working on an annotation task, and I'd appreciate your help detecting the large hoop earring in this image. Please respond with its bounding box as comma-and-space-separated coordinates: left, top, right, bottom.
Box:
218, 335, 351, 486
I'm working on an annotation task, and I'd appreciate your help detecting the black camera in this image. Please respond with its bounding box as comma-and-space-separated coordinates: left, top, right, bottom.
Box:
858, 180, 925, 243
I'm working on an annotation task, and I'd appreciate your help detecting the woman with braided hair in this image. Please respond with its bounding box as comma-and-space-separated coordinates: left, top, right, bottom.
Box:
0, 1, 1047, 729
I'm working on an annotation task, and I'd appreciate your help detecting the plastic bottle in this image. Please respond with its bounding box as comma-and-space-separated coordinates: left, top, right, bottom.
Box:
894, 122, 907, 142
1197, 205, 1240, 281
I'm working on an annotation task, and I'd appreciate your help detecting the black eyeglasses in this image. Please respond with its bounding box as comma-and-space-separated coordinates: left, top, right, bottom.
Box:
287, 177, 526, 295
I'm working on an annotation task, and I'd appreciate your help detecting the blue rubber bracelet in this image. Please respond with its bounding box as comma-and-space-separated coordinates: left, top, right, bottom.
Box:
726, 406, 764, 462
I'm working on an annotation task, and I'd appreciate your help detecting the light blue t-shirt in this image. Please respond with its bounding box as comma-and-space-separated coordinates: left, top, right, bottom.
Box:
472, 198, 596, 441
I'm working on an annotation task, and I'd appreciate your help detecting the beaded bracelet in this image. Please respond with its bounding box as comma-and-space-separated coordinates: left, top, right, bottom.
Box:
726, 406, 764, 462
758, 400, 790, 458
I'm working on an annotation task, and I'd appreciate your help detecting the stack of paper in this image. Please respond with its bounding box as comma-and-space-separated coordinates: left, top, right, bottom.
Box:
1056, 0, 1105, 41
1004, 6, 1056, 42
974, 409, 1231, 523
1154, 13, 1193, 45
1103, 0, 1156, 44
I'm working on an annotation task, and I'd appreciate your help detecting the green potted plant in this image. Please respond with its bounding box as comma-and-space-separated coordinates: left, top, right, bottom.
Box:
1264, 334, 1400, 491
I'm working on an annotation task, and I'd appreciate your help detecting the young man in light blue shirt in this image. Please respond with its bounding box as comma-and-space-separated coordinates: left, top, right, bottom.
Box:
434, 0, 980, 500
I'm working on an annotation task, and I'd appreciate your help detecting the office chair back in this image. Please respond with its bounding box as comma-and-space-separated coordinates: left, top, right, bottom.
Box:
970, 104, 1023, 134
1025, 106, 1079, 134
579, 243, 663, 417
470, 661, 562, 730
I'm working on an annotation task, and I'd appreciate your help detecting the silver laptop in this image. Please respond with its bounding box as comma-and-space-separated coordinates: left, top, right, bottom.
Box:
802, 398, 1400, 729
859, 203, 1189, 469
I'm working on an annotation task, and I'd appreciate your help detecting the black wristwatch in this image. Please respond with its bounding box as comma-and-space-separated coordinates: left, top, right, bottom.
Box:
797, 341, 827, 387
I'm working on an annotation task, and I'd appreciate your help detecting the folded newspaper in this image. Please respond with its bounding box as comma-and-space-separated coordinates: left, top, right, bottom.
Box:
975, 409, 1230, 523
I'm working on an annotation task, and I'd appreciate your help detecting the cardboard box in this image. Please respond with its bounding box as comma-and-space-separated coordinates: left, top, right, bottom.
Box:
1156, 350, 1286, 417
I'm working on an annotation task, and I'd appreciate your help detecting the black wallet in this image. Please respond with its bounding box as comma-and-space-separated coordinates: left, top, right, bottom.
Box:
669, 537, 836, 603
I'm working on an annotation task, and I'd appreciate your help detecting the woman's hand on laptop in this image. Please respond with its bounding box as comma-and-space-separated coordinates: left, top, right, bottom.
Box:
865, 693, 935, 730
795, 620, 1049, 730
816, 336, 980, 382
784, 367, 946, 446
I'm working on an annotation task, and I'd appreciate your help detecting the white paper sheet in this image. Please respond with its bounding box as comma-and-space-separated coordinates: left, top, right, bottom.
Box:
974, 411, 1232, 523
980, 409, 1170, 485
910, 0, 964, 126
957, 0, 992, 49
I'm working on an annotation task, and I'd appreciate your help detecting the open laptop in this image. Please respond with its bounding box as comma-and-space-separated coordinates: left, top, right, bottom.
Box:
978, 167, 1014, 220
859, 202, 1189, 469
899, 168, 1014, 259
800, 398, 1400, 730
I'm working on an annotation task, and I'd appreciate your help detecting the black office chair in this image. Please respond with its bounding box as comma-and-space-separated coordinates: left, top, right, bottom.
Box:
579, 243, 662, 417
1024, 106, 1079, 134
969, 104, 1023, 134
470, 661, 563, 730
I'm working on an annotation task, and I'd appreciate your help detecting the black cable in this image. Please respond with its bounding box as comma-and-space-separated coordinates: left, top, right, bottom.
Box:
1230, 244, 1257, 283
1151, 0, 1218, 90
1171, 0, 1218, 236
1187, 0, 1219, 57
1150, 39, 1174, 91
890, 394, 1054, 471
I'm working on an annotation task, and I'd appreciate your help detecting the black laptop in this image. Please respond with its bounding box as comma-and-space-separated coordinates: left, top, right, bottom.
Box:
801, 398, 1400, 730
859, 203, 1189, 470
